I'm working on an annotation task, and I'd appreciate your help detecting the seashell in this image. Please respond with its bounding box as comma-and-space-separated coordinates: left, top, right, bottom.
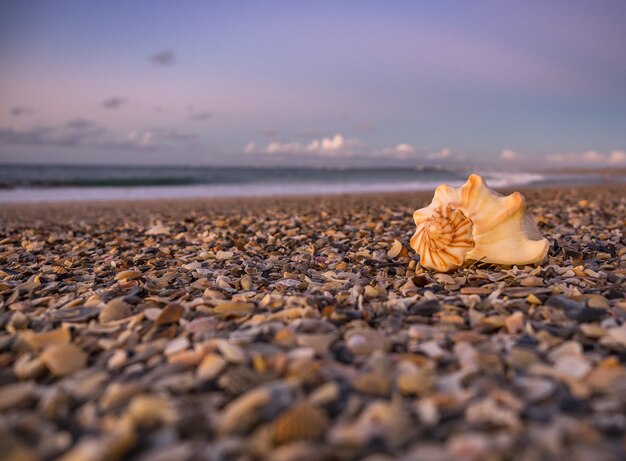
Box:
272, 402, 329, 445
155, 303, 185, 325
99, 298, 131, 323
21, 327, 70, 350
127, 394, 176, 426
197, 353, 227, 380
41, 343, 87, 376
410, 174, 549, 272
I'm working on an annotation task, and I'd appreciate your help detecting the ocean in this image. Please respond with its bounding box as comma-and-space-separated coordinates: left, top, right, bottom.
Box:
0, 164, 616, 204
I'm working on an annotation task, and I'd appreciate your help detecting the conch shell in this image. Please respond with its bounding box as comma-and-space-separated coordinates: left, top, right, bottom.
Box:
410, 174, 549, 272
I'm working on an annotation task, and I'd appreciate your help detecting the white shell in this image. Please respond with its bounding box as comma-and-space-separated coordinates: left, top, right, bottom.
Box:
410, 174, 549, 272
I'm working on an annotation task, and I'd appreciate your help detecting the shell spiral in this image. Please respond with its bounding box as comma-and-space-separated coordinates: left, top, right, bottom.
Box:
410, 174, 549, 272
410, 205, 474, 272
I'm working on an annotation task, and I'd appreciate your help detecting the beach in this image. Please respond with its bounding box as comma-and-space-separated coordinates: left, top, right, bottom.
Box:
1, 184, 625, 461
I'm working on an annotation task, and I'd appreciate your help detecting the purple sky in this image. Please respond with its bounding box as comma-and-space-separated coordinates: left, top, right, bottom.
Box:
1, 0, 625, 167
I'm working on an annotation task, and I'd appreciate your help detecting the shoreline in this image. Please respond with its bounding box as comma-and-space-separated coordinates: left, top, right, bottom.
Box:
1, 181, 625, 210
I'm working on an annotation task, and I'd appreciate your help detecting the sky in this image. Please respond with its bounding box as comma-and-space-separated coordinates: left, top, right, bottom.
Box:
1, 0, 626, 168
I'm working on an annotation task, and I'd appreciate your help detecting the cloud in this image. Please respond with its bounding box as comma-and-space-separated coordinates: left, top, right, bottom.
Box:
375, 145, 466, 161
259, 128, 279, 138
190, 111, 213, 121
378, 143, 417, 158
546, 150, 626, 164
0, 121, 196, 152
150, 128, 197, 142
66, 118, 97, 129
0, 119, 105, 148
244, 134, 362, 157
294, 129, 326, 139
150, 50, 176, 66
608, 150, 626, 164
500, 149, 520, 160
426, 148, 452, 160
353, 122, 375, 133
112, 128, 197, 150
119, 130, 155, 150
102, 97, 128, 109
9, 106, 32, 117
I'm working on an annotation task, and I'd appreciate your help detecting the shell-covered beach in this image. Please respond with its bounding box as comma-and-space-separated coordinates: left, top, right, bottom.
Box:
1, 185, 625, 461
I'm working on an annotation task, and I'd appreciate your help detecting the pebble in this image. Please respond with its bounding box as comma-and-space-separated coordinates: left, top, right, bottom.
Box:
345, 329, 389, 355
220, 383, 289, 435
521, 276, 542, 287
213, 301, 255, 316
99, 298, 131, 323
396, 362, 434, 396
272, 402, 329, 444
0, 381, 37, 411
145, 223, 170, 235
504, 311, 525, 334
197, 353, 227, 380
515, 376, 556, 402
554, 355, 591, 380
387, 239, 403, 259
13, 352, 46, 379
216, 250, 234, 260
107, 349, 128, 369
460, 287, 492, 295
21, 327, 70, 350
127, 394, 175, 426
41, 343, 88, 376
217, 340, 248, 363
156, 303, 185, 325
605, 324, 626, 347
308, 381, 340, 406
164, 337, 190, 356
114, 270, 142, 281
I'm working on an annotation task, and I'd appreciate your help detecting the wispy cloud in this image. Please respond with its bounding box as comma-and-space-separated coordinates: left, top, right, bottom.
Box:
609, 150, 626, 164
377, 143, 416, 158
244, 134, 470, 162
294, 129, 327, 139
66, 118, 98, 129
425, 148, 454, 160
546, 150, 626, 164
9, 106, 33, 117
244, 134, 362, 157
150, 128, 197, 142
111, 128, 197, 150
190, 111, 213, 121
0, 121, 196, 152
259, 128, 279, 138
500, 149, 520, 161
150, 50, 176, 66
0, 119, 104, 148
102, 97, 128, 109
353, 122, 375, 133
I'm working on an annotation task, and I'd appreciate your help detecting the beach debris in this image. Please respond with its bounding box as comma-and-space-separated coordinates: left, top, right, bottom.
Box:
387, 239, 403, 259
41, 343, 87, 376
0, 183, 624, 460
272, 402, 329, 444
99, 298, 131, 322
410, 174, 549, 272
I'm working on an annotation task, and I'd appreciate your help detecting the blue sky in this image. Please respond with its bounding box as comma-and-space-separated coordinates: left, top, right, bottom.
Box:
1, 0, 625, 167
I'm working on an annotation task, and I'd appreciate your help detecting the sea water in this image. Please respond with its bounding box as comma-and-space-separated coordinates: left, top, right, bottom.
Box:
0, 163, 595, 204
